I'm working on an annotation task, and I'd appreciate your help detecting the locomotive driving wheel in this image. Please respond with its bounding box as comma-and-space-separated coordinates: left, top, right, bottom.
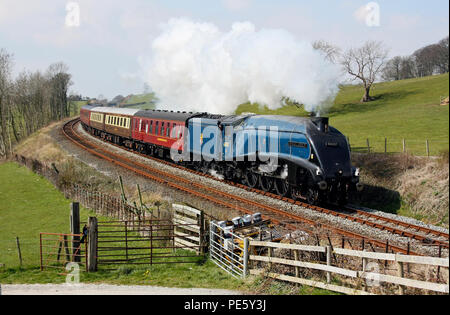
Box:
306, 188, 319, 205
274, 179, 290, 197
259, 175, 274, 192
244, 170, 259, 188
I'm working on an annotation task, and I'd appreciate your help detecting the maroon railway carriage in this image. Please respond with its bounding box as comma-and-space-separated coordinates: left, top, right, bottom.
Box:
79, 105, 95, 127
80, 105, 198, 159
132, 110, 197, 157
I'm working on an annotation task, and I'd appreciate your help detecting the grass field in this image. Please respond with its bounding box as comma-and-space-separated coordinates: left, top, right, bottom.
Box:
0, 162, 242, 289
0, 161, 336, 294
236, 74, 449, 156
121, 93, 156, 110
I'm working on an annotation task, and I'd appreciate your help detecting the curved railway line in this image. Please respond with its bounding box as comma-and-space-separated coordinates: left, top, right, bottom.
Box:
63, 118, 449, 256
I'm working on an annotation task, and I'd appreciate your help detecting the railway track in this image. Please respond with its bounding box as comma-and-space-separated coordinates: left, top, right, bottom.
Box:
64, 118, 449, 255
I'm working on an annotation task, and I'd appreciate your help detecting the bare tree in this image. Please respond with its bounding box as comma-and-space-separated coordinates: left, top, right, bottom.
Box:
341, 41, 388, 102
437, 36, 449, 74
0, 49, 13, 156
312, 40, 341, 63
47, 62, 72, 120
383, 55, 417, 81
413, 42, 449, 77
382, 56, 402, 81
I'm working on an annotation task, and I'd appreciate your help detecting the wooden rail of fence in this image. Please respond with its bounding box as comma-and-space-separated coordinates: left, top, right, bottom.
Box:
349, 138, 447, 156
172, 204, 206, 255
248, 240, 449, 295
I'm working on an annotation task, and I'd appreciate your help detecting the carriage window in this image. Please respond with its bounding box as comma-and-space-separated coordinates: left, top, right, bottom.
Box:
155, 121, 159, 135
160, 122, 165, 136
171, 124, 177, 138
149, 120, 153, 134
166, 123, 171, 137
146, 122, 149, 134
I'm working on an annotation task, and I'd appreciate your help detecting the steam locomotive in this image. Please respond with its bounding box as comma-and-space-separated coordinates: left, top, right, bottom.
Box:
80, 105, 362, 205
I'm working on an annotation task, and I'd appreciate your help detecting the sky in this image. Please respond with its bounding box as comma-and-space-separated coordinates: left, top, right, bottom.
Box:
0, 0, 448, 100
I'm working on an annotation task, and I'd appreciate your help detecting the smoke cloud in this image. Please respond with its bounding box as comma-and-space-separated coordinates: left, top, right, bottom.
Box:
143, 18, 340, 115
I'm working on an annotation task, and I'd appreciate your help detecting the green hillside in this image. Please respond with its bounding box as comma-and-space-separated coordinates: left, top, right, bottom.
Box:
236, 74, 449, 156
121, 93, 156, 110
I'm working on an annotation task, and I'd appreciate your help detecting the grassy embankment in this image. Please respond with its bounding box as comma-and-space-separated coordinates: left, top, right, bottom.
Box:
121, 93, 156, 110
0, 162, 241, 288
0, 162, 335, 294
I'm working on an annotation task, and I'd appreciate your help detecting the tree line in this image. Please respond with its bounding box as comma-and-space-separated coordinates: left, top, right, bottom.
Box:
0, 48, 72, 157
382, 36, 449, 81
313, 35, 449, 103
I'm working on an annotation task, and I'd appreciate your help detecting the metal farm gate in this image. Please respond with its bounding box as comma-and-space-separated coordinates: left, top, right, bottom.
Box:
93, 218, 206, 269
39, 232, 87, 272
209, 221, 249, 278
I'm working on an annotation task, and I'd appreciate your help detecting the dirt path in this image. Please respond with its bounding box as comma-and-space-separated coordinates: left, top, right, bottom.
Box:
0, 283, 242, 295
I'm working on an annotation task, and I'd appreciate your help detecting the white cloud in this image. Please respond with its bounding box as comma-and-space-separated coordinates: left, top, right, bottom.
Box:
222, 0, 252, 11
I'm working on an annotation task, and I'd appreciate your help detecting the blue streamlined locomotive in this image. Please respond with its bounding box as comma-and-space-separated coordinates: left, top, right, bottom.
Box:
81, 105, 362, 205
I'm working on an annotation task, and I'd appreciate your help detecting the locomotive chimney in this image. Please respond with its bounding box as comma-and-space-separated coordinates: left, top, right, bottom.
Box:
311, 117, 329, 133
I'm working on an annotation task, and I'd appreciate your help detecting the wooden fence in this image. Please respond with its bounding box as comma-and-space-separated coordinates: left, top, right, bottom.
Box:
248, 240, 449, 295
172, 204, 207, 255
349, 138, 447, 156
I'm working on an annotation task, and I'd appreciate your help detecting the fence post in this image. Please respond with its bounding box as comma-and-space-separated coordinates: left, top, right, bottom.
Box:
70, 202, 80, 262
87, 217, 98, 272
268, 245, 273, 270
294, 249, 300, 277
402, 139, 406, 153
39, 234, 43, 271
16, 237, 23, 267
243, 238, 249, 278
125, 221, 128, 262
326, 245, 332, 284
362, 249, 368, 291
426, 140, 430, 157
199, 211, 205, 255
384, 137, 387, 154
397, 259, 405, 295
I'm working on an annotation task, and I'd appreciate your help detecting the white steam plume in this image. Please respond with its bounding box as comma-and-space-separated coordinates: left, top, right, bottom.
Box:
143, 18, 340, 115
